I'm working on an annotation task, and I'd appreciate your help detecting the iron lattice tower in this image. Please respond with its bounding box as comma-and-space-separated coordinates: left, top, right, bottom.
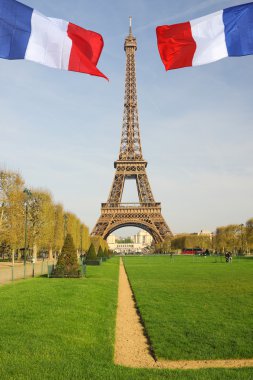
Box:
91, 18, 173, 243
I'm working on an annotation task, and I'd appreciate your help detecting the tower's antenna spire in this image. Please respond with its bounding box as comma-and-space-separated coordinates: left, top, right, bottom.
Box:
129, 16, 132, 35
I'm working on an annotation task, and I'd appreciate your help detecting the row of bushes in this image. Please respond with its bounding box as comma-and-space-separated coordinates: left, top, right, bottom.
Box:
86, 242, 111, 260
53, 234, 112, 278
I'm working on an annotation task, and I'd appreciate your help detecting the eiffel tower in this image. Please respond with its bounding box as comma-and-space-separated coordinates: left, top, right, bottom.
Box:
91, 18, 173, 243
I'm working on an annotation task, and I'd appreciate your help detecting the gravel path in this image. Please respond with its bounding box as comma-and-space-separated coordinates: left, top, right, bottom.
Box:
114, 259, 253, 370
114, 258, 155, 368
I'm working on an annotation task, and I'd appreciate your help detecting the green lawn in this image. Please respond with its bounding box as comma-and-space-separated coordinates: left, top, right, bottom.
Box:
124, 255, 253, 361
0, 257, 252, 379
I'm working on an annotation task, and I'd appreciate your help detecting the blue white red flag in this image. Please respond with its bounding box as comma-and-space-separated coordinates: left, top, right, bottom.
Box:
0, 0, 107, 79
156, 2, 253, 70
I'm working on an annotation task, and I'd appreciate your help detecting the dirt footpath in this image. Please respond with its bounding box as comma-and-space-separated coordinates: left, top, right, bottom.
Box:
114, 258, 155, 368
114, 259, 253, 370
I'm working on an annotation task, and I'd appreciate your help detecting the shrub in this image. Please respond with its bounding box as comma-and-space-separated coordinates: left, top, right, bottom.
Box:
104, 247, 109, 257
53, 234, 80, 277
86, 243, 97, 260
97, 246, 104, 258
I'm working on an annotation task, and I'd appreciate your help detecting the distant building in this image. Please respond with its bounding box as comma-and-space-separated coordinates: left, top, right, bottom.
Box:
107, 230, 153, 253
174, 230, 212, 238
198, 230, 212, 238
107, 234, 116, 245
131, 230, 153, 245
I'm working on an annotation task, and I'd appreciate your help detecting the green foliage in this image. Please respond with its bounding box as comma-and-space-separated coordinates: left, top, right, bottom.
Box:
54, 234, 80, 277
80, 224, 90, 252
28, 190, 55, 250
90, 235, 108, 254
215, 224, 244, 253
64, 212, 80, 250
246, 218, 253, 250
155, 237, 171, 253
90, 236, 100, 254
86, 243, 97, 260
97, 246, 104, 258
172, 234, 211, 250
0, 170, 24, 250
53, 203, 64, 252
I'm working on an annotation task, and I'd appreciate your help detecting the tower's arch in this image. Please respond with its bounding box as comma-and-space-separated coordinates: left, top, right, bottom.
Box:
104, 221, 162, 244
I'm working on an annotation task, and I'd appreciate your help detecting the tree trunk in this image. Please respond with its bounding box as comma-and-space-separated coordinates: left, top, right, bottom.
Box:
12, 248, 15, 266
17, 249, 22, 260
33, 244, 37, 262
0, 208, 4, 231
48, 247, 53, 260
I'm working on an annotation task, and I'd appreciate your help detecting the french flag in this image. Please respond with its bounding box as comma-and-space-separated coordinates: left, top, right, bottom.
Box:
0, 0, 107, 79
156, 2, 253, 71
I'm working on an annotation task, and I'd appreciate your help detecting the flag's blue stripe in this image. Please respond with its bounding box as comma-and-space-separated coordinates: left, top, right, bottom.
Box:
0, 0, 33, 60
223, 2, 253, 57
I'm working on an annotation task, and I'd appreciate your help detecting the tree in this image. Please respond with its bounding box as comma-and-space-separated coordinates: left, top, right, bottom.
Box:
86, 243, 97, 260
215, 225, 242, 253
171, 234, 211, 250
53, 204, 64, 253
0, 168, 91, 261
245, 218, 253, 252
54, 234, 80, 277
162, 237, 171, 253
64, 214, 92, 254
81, 224, 90, 252
90, 235, 109, 254
28, 190, 55, 253
0, 170, 24, 251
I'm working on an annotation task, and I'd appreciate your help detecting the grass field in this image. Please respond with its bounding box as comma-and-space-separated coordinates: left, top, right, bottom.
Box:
124, 255, 253, 362
0, 257, 252, 379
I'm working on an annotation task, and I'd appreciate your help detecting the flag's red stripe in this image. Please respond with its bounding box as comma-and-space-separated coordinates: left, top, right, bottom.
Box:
156, 22, 196, 71
67, 22, 108, 79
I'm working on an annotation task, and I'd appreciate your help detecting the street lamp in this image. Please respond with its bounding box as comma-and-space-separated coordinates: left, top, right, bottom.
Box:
80, 225, 83, 255
23, 188, 32, 266
211, 232, 214, 252
64, 214, 68, 239
240, 224, 244, 255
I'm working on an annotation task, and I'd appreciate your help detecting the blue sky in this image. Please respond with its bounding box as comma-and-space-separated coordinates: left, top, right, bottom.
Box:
0, 0, 252, 235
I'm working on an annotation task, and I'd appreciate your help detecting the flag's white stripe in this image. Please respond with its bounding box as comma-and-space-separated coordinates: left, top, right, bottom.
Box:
190, 10, 228, 66
25, 10, 72, 70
